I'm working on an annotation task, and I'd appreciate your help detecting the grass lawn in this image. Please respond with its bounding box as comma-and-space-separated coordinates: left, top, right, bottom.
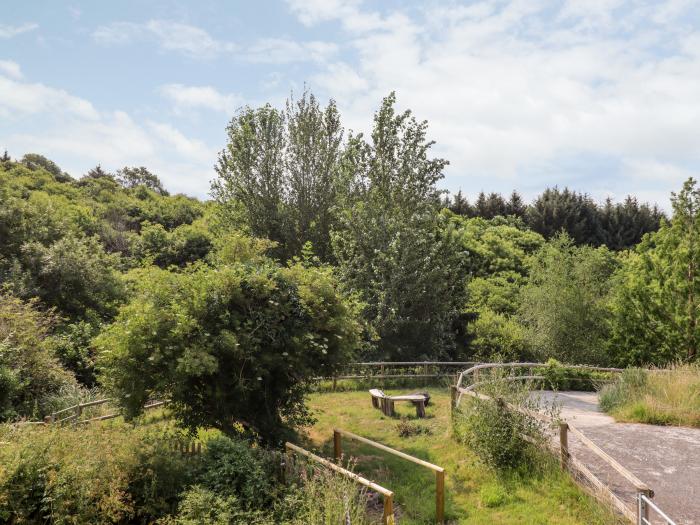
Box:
303, 388, 620, 524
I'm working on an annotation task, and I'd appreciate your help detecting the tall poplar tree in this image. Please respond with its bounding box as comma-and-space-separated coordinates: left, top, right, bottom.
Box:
332, 93, 467, 360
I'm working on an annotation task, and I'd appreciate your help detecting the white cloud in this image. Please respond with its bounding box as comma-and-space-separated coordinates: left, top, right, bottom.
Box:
93, 20, 235, 58
147, 121, 216, 163
145, 20, 236, 58
294, 0, 700, 208
92, 20, 335, 63
159, 84, 243, 114
0, 23, 38, 39
2, 70, 217, 196
245, 38, 337, 64
0, 60, 22, 79
0, 75, 99, 120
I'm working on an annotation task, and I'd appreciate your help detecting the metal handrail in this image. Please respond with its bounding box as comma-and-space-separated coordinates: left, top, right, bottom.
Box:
638, 494, 677, 525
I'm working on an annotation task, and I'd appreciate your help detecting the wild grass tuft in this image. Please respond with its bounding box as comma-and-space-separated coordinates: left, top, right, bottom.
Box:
599, 364, 700, 427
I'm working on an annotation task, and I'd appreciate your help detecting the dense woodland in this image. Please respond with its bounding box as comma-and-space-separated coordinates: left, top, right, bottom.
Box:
1, 91, 699, 434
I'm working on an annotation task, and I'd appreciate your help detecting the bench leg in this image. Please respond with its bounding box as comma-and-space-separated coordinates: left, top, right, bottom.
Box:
372, 396, 379, 409
386, 400, 395, 417
416, 400, 426, 418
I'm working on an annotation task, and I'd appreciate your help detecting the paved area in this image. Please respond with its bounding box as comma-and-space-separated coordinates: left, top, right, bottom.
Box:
533, 391, 700, 525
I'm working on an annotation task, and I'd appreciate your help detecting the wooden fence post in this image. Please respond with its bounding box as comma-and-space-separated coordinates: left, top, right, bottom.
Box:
334, 429, 342, 461
383, 494, 394, 525
436, 469, 445, 523
559, 422, 569, 470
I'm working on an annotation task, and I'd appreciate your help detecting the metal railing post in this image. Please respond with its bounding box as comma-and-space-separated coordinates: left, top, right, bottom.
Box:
637, 491, 649, 524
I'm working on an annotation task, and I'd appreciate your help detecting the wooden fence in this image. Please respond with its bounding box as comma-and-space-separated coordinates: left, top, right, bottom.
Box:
452, 382, 654, 523
333, 428, 445, 524
285, 442, 396, 525
336, 361, 477, 380
46, 398, 166, 426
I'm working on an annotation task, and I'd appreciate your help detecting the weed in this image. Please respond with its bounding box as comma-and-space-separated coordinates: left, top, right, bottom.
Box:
396, 417, 433, 438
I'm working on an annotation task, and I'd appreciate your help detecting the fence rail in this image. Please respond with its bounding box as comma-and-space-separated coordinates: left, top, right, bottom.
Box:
451, 362, 680, 525
638, 494, 677, 525
284, 442, 395, 525
329, 362, 478, 384
46, 398, 166, 426
333, 428, 445, 524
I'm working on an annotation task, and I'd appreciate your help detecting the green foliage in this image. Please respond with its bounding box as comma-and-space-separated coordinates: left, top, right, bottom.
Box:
0, 424, 196, 524
519, 234, 618, 365
279, 468, 371, 525
162, 486, 272, 525
97, 262, 361, 442
12, 235, 125, 321
116, 166, 169, 195
213, 90, 344, 262
453, 378, 556, 472
20, 153, 70, 182
599, 368, 648, 413
50, 320, 101, 387
609, 178, 700, 365
196, 436, 276, 509
526, 188, 603, 245
468, 309, 532, 361
0, 294, 76, 421
446, 188, 663, 249
135, 222, 213, 268
535, 359, 614, 391
333, 93, 467, 361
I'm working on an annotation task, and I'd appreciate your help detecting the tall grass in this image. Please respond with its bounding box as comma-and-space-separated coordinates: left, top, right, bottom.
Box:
599, 364, 700, 427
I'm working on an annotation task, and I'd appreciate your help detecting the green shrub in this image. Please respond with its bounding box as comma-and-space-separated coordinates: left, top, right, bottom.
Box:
97, 262, 362, 443
196, 436, 277, 510
0, 294, 76, 421
160, 486, 272, 525
0, 424, 195, 523
277, 468, 370, 525
453, 378, 554, 471
468, 308, 532, 361
479, 483, 508, 508
533, 359, 615, 392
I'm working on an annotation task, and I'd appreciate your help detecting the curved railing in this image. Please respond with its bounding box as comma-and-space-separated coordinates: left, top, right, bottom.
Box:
451, 362, 681, 524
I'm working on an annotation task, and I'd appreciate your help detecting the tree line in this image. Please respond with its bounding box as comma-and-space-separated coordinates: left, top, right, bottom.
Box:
444, 188, 665, 250
1, 90, 698, 441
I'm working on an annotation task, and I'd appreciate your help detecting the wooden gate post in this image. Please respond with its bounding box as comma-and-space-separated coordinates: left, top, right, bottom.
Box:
334, 429, 342, 461
383, 494, 395, 525
436, 469, 445, 523
559, 422, 569, 470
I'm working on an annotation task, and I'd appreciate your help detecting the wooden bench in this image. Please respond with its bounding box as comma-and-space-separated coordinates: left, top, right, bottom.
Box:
369, 389, 430, 418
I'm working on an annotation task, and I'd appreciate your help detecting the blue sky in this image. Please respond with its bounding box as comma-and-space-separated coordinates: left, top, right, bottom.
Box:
2, 0, 700, 208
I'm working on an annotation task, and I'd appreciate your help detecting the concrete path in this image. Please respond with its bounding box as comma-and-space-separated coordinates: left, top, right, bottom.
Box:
533, 391, 700, 525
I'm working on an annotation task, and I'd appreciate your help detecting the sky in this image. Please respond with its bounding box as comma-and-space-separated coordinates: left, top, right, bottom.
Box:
2, 0, 700, 208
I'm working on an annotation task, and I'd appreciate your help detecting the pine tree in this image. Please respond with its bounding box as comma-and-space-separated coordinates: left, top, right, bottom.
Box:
448, 190, 472, 216
506, 191, 526, 217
